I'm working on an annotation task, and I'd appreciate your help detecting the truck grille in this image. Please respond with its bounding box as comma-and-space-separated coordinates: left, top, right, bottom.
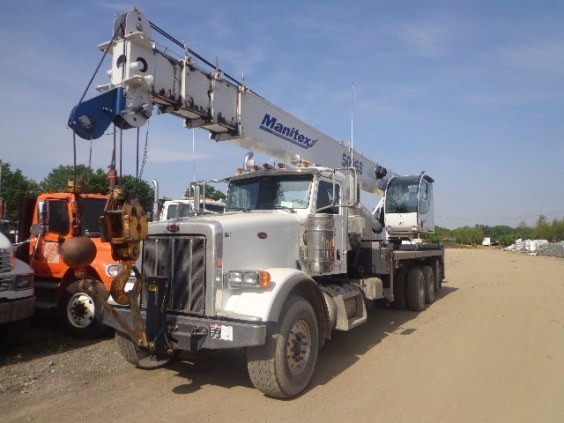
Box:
140, 236, 206, 315
0, 249, 12, 273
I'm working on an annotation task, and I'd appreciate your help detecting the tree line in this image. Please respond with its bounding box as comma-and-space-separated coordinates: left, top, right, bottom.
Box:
2, 161, 561, 246
0, 162, 155, 222
428, 215, 564, 246
0, 162, 229, 222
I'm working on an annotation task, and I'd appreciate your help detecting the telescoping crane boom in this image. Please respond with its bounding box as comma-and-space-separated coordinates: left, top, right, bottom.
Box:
68, 9, 390, 194
67, 8, 444, 399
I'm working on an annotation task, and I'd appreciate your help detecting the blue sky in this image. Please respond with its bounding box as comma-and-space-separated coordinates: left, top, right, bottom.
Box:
1, 0, 563, 229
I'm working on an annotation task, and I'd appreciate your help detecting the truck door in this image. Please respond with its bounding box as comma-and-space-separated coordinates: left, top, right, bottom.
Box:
316, 178, 346, 274
31, 199, 71, 278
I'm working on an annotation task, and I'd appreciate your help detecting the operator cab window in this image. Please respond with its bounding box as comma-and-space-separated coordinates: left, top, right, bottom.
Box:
385, 175, 420, 214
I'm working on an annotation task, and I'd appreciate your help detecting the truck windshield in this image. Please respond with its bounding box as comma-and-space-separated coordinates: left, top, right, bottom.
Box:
227, 174, 312, 211
385, 175, 420, 214
80, 198, 107, 236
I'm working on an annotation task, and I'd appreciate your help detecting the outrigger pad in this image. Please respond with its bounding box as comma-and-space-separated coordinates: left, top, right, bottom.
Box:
68, 87, 126, 140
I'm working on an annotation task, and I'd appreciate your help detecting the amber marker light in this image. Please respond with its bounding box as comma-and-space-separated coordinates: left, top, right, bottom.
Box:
259, 271, 271, 288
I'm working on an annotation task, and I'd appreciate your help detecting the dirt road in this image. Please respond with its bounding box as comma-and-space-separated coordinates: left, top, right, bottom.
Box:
1, 248, 563, 422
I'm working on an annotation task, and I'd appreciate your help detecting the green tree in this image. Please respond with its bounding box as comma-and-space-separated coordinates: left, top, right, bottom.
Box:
489, 225, 514, 241
40, 165, 108, 194
184, 184, 226, 201
551, 218, 564, 242
534, 215, 551, 240
423, 225, 453, 243
40, 165, 155, 216
452, 226, 484, 246
0, 162, 40, 221
515, 221, 534, 240
498, 234, 515, 247
120, 175, 155, 212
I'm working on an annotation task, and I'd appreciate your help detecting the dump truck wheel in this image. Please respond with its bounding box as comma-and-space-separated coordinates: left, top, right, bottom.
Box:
247, 295, 318, 398
422, 265, 436, 304
59, 280, 106, 339
406, 267, 426, 311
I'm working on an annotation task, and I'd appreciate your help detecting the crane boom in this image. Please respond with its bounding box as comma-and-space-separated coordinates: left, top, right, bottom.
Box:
69, 9, 390, 194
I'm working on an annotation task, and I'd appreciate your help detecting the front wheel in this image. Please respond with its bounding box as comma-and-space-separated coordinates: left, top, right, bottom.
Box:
115, 331, 150, 366
59, 280, 107, 339
247, 295, 319, 398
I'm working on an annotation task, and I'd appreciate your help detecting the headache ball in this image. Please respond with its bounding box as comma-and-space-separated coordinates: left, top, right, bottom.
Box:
61, 236, 97, 269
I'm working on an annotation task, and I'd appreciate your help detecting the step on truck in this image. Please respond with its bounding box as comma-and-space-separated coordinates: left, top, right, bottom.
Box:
68, 9, 445, 398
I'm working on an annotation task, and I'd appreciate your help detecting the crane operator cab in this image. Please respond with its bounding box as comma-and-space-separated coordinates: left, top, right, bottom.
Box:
383, 172, 435, 239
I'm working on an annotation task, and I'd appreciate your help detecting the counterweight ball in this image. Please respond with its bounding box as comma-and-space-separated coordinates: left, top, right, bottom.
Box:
61, 236, 97, 269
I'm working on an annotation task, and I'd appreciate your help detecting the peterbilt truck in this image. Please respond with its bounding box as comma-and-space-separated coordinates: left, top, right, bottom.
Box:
68, 9, 444, 398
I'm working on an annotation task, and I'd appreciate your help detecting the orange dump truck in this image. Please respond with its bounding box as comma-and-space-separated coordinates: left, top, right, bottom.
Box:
18, 190, 120, 338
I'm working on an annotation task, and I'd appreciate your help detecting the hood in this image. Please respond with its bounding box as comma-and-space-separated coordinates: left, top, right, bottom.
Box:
219, 212, 301, 271
150, 211, 301, 271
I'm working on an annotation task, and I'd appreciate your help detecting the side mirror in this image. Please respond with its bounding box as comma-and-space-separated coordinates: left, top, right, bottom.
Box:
30, 223, 45, 236
193, 185, 201, 214
349, 171, 358, 206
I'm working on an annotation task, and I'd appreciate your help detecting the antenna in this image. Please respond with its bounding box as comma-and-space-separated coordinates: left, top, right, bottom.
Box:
350, 81, 355, 163
192, 128, 196, 183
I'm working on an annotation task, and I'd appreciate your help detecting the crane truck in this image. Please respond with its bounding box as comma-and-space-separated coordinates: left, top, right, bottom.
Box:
68, 9, 444, 398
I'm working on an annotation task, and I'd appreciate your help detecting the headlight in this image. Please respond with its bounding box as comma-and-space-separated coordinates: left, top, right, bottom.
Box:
106, 264, 122, 278
225, 270, 271, 289
0, 279, 13, 291
15, 274, 34, 290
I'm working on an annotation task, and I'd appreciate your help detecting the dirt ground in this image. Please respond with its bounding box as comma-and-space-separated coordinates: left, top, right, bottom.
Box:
1, 248, 563, 423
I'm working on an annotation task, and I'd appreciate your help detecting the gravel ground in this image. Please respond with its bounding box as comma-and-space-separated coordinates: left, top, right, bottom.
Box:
0, 314, 122, 399
2, 248, 564, 423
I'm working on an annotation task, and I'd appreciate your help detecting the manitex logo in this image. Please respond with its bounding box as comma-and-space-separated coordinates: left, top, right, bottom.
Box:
259, 113, 318, 149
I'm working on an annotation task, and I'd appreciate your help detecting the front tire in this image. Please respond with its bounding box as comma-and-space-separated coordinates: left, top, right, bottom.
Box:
59, 280, 106, 339
115, 331, 150, 366
247, 295, 319, 398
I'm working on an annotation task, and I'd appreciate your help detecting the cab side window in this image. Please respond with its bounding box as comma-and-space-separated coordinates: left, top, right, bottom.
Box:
316, 181, 340, 214
47, 200, 70, 235
419, 181, 430, 214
